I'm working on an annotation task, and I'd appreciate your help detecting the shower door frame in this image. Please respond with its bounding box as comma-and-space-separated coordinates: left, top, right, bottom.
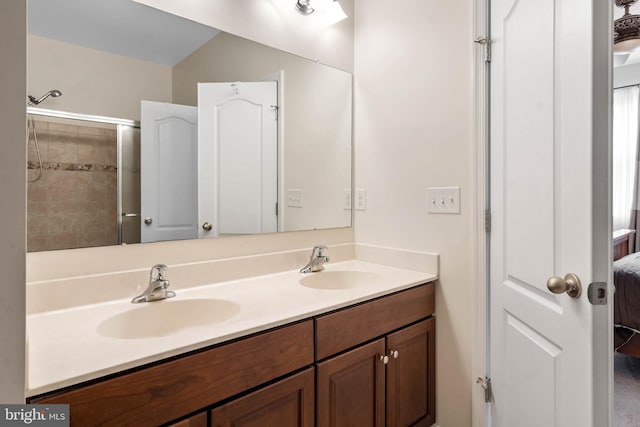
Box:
26, 107, 140, 247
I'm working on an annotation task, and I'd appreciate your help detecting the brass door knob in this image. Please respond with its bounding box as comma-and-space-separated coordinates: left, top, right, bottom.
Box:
546, 273, 582, 298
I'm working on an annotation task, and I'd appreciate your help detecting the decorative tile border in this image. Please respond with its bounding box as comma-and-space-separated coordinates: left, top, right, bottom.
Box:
27, 161, 117, 172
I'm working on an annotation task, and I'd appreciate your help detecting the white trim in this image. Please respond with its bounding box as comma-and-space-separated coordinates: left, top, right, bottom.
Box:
261, 70, 285, 232
592, 0, 614, 425
472, 0, 489, 426
26, 107, 139, 127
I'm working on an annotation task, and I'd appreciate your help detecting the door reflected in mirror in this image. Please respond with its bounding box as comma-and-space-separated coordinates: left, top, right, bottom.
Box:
26, 0, 352, 252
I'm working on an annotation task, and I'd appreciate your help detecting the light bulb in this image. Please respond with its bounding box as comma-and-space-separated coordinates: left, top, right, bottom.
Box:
615, 38, 640, 54
323, 1, 347, 25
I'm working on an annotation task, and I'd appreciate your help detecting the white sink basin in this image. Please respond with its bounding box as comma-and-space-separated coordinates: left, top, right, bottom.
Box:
298, 270, 380, 290
96, 298, 241, 339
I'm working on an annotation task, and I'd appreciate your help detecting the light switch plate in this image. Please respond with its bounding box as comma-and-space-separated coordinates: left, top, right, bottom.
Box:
355, 189, 367, 211
344, 189, 352, 210
427, 187, 460, 214
287, 189, 304, 208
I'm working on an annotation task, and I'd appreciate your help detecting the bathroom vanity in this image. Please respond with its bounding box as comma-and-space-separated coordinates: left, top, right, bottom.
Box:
27, 269, 435, 427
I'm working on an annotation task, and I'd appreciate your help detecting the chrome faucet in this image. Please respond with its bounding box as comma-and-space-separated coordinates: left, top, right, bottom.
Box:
300, 245, 330, 273
131, 264, 176, 303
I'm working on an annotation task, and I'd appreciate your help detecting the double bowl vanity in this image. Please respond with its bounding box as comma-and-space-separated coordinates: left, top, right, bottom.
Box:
27, 258, 437, 426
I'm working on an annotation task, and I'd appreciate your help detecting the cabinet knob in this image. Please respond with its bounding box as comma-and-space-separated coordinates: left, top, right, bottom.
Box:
379, 355, 389, 365
389, 350, 399, 359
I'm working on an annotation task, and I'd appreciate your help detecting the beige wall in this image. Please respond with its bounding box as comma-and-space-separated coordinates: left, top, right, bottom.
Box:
28, 35, 172, 121
133, 0, 354, 73
354, 1, 474, 426
0, 0, 26, 403
172, 32, 352, 232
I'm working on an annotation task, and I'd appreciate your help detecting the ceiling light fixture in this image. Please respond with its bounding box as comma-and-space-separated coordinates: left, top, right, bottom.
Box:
615, 0, 640, 54
295, 0, 315, 15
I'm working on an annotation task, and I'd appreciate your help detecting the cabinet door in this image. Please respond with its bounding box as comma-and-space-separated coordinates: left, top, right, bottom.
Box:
210, 368, 314, 427
316, 339, 386, 427
386, 318, 435, 427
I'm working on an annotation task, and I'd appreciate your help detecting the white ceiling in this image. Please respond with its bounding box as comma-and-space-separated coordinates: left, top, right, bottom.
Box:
28, 0, 220, 66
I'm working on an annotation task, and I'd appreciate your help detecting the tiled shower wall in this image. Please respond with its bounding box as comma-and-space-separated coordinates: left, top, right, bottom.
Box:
27, 118, 118, 251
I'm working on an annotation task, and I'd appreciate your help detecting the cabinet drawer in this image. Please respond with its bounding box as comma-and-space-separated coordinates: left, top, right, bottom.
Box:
315, 283, 434, 360
167, 412, 207, 427
211, 368, 315, 427
33, 321, 314, 427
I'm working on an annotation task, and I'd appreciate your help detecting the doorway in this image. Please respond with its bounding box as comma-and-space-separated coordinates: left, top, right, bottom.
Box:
612, 27, 640, 423
472, 0, 612, 426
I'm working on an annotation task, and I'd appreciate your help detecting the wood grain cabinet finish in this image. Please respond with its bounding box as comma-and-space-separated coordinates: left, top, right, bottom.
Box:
315, 284, 435, 360
316, 283, 436, 427
316, 320, 436, 427
167, 412, 207, 427
210, 368, 315, 427
32, 321, 314, 427
317, 339, 386, 427
386, 319, 436, 427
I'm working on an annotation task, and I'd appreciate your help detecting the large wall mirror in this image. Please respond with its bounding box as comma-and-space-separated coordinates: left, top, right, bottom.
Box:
26, 0, 352, 252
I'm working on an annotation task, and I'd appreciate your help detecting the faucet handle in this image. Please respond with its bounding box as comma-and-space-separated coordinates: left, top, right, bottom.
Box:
150, 264, 168, 281
312, 245, 328, 257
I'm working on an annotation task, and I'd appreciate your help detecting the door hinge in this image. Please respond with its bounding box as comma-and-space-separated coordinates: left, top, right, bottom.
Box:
474, 37, 492, 63
477, 377, 492, 403
275, 202, 278, 216
271, 104, 279, 120
484, 209, 491, 233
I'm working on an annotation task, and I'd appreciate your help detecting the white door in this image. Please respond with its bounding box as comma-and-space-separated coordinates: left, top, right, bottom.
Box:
140, 101, 198, 243
489, 0, 610, 426
198, 81, 278, 237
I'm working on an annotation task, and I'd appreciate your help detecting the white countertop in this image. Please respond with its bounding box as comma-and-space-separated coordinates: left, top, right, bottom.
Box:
27, 260, 436, 397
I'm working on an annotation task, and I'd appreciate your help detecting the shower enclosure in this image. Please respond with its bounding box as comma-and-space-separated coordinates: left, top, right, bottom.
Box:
26, 108, 141, 251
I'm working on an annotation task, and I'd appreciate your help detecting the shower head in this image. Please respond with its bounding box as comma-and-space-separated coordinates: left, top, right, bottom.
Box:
28, 89, 62, 106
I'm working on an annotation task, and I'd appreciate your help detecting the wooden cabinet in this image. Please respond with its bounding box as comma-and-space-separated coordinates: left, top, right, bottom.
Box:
315, 284, 434, 360
29, 282, 435, 427
167, 412, 207, 427
317, 339, 386, 427
31, 321, 314, 427
316, 285, 436, 427
316, 320, 435, 427
386, 319, 435, 427
211, 368, 314, 427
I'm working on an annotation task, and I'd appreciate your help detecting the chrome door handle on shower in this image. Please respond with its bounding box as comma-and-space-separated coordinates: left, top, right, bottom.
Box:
122, 213, 139, 218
